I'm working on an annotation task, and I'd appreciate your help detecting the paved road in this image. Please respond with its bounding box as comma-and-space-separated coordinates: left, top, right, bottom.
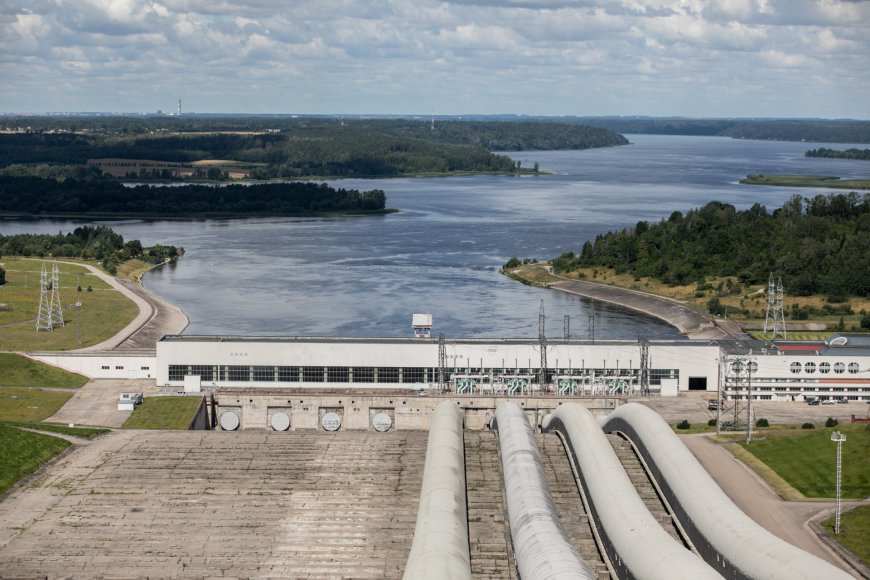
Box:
24, 258, 189, 353
681, 432, 868, 574
552, 279, 748, 339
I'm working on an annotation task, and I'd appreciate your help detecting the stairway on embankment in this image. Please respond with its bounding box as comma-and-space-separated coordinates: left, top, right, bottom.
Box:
536, 432, 612, 580
465, 430, 517, 579
606, 433, 685, 544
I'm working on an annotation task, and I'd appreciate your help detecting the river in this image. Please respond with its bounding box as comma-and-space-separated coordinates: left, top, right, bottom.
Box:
2, 134, 867, 339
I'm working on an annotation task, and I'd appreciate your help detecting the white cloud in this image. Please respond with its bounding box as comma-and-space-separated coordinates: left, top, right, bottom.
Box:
0, 0, 867, 117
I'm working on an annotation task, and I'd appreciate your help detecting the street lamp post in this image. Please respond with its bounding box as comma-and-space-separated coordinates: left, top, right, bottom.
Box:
831, 430, 847, 535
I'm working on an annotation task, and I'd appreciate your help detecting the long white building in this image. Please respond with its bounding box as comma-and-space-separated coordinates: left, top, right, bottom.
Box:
31, 333, 870, 402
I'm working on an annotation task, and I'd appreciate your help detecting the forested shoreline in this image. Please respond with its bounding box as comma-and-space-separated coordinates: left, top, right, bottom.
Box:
806, 148, 870, 160
0, 226, 181, 276
547, 193, 870, 299
0, 119, 627, 180
0, 176, 389, 217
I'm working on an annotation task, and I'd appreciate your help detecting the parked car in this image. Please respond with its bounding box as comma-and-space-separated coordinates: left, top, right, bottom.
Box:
822, 399, 836, 405
808, 399, 820, 406
707, 399, 718, 410
837, 397, 849, 404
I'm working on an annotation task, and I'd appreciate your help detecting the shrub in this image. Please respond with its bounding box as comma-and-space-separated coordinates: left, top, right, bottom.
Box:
707, 419, 717, 427
802, 422, 815, 429
676, 419, 690, 430
825, 417, 839, 428
755, 418, 769, 428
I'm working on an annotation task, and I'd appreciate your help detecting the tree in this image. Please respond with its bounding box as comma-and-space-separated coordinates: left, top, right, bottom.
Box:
0, 266, 5, 285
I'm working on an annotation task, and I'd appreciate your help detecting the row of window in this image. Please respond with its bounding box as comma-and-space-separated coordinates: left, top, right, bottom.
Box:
167, 364, 679, 385
789, 361, 860, 374
100, 365, 150, 370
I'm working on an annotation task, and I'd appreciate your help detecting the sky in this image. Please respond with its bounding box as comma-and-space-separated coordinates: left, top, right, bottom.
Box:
1, 0, 869, 119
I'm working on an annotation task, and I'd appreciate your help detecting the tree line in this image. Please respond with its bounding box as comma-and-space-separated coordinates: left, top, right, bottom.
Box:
549, 192, 870, 298
0, 176, 388, 217
0, 119, 628, 180
0, 225, 181, 276
806, 148, 870, 160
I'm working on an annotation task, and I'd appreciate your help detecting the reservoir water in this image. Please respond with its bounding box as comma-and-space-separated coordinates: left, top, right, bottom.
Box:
2, 135, 867, 339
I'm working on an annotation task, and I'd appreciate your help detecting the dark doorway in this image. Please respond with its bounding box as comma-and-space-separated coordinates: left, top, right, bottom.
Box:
688, 377, 707, 391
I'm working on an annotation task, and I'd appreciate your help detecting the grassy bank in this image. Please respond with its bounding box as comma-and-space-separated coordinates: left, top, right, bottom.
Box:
0, 257, 138, 351
0, 353, 88, 388
0, 388, 73, 422
503, 262, 870, 338
0, 423, 70, 495
823, 505, 870, 567
122, 396, 203, 430
741, 174, 870, 190
735, 423, 870, 498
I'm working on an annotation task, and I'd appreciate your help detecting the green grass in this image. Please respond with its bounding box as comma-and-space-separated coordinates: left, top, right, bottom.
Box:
672, 422, 718, 434
0, 353, 88, 388
0, 421, 107, 438
122, 396, 203, 430
823, 505, 870, 567
741, 174, 870, 190
0, 257, 138, 351
0, 423, 71, 495
0, 388, 73, 422
736, 423, 870, 498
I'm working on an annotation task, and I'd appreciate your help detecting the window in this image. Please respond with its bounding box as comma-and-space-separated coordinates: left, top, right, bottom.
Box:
403, 367, 426, 383
790, 362, 801, 374
353, 367, 375, 383
378, 367, 400, 383
190, 365, 215, 381
834, 362, 845, 374
226, 366, 248, 381
849, 362, 860, 374
804, 362, 816, 374
277, 366, 299, 382
141, 366, 150, 371
819, 362, 830, 374
115, 365, 124, 370
302, 366, 322, 382
101, 365, 110, 370
327, 367, 349, 382
252, 366, 273, 381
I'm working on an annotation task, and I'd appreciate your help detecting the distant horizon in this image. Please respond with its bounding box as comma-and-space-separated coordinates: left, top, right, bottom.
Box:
2, 112, 869, 123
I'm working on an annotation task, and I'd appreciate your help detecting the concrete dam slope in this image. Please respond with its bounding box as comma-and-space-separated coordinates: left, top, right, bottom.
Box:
0, 430, 428, 579
552, 279, 746, 339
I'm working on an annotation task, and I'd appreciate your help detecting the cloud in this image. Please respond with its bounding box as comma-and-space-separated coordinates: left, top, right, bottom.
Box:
0, 0, 868, 117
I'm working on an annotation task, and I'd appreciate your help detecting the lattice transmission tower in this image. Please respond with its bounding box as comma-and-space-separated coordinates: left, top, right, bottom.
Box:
437, 333, 446, 392
35, 264, 53, 331
763, 273, 786, 340
538, 300, 549, 388
35, 264, 64, 332
718, 351, 756, 443
638, 335, 650, 395
49, 263, 64, 328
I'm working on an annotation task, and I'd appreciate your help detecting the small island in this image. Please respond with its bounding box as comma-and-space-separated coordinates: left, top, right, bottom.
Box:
740, 174, 870, 190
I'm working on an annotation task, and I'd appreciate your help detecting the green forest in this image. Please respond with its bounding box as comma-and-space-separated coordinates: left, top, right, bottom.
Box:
0, 119, 627, 180
576, 118, 870, 143
0, 176, 388, 217
548, 193, 870, 298
806, 148, 870, 161
0, 225, 181, 275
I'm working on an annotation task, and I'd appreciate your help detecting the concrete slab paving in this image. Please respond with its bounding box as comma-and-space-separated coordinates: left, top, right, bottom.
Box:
44, 379, 158, 428
0, 430, 427, 580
